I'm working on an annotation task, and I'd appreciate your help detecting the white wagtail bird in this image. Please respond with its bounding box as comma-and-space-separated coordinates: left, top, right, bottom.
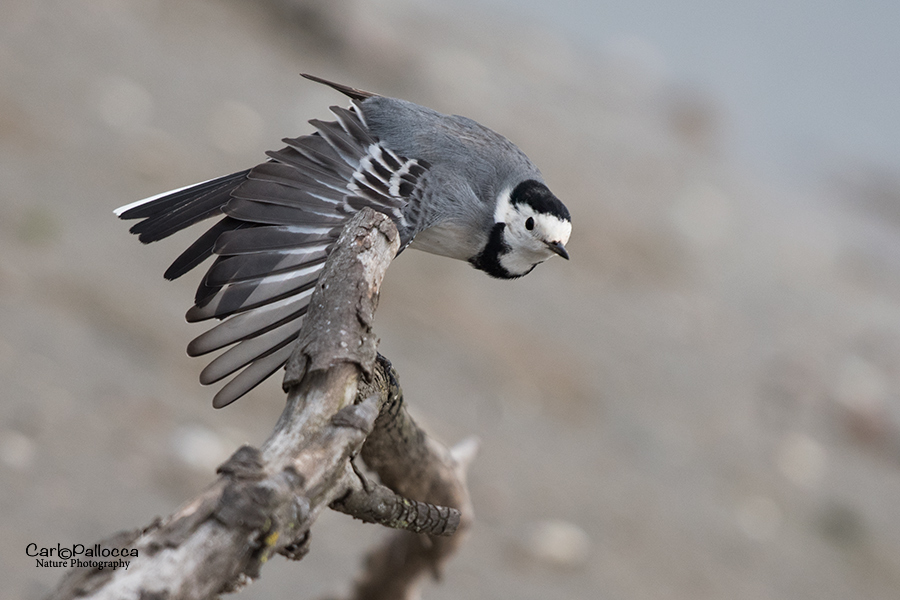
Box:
116, 74, 572, 408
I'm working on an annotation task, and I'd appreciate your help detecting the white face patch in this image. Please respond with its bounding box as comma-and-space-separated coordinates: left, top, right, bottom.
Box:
493, 187, 572, 277
494, 186, 515, 224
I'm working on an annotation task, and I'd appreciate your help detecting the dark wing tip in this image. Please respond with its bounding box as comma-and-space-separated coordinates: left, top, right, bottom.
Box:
301, 73, 377, 101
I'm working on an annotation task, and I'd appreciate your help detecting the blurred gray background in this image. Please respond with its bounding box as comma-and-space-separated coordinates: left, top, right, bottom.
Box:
3, 0, 900, 598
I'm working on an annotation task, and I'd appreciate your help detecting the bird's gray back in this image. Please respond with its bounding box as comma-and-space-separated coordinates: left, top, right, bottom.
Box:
360, 97, 542, 206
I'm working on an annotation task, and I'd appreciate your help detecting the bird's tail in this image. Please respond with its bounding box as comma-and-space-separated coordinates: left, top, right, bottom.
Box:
115, 169, 250, 280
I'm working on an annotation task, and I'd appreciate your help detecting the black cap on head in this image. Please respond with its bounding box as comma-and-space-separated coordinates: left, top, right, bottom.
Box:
509, 180, 570, 221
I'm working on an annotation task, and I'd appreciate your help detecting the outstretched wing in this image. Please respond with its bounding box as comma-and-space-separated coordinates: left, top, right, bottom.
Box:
117, 102, 430, 407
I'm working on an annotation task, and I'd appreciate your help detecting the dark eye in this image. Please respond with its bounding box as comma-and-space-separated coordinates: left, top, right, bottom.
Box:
525, 217, 535, 231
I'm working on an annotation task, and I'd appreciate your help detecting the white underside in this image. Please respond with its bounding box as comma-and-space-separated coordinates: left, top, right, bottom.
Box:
409, 222, 481, 261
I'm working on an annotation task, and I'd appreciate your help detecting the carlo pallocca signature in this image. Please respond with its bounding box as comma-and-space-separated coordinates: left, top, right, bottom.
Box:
26, 542, 138, 570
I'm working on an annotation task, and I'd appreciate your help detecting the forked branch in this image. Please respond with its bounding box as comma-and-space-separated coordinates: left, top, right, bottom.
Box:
49, 209, 474, 600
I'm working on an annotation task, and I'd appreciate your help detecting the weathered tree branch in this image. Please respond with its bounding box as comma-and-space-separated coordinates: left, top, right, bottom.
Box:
350, 356, 477, 600
49, 208, 475, 599
330, 461, 460, 537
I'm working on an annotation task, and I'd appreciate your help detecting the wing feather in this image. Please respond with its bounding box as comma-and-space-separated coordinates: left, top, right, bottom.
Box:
223, 197, 346, 225
214, 225, 338, 255
212, 344, 297, 408
205, 244, 331, 286
164, 217, 247, 281
186, 293, 311, 353
200, 319, 306, 385
188, 260, 323, 321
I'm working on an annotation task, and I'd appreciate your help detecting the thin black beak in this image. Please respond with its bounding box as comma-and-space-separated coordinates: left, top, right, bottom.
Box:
546, 240, 569, 260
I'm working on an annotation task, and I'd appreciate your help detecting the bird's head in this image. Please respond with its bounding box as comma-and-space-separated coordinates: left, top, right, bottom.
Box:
485, 179, 571, 278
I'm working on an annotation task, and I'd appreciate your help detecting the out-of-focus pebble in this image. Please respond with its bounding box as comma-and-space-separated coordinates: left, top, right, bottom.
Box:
776, 432, 827, 488
170, 425, 230, 472
0, 429, 36, 471
522, 519, 592, 568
